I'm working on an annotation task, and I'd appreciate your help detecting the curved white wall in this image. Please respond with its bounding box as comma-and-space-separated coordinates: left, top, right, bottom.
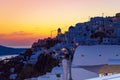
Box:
72, 45, 120, 66
72, 68, 98, 80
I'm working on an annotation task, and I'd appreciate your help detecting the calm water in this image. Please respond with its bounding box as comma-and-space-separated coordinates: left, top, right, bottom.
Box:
0, 54, 17, 60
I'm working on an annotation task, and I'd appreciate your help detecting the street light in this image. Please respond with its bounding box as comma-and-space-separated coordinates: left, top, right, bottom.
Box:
61, 48, 68, 80
61, 47, 74, 80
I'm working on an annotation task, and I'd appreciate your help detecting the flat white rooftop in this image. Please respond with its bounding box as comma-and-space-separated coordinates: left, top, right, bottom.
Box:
72, 45, 120, 66
86, 73, 120, 80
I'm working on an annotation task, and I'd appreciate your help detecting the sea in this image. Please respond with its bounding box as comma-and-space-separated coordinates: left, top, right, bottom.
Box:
0, 54, 17, 60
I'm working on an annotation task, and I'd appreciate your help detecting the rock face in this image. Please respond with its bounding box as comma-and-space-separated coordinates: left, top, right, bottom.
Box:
16, 53, 59, 80
0, 47, 59, 80
35, 53, 59, 75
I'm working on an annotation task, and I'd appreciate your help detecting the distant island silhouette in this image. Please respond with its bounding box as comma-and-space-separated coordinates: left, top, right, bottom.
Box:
0, 45, 26, 56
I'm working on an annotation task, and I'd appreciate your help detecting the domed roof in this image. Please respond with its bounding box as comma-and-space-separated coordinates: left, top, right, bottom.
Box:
69, 26, 74, 31
72, 45, 120, 66
57, 28, 61, 32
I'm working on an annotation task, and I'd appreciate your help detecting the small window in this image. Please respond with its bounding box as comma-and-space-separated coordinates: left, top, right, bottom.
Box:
116, 54, 119, 56
81, 54, 84, 57
99, 54, 102, 57
105, 73, 108, 76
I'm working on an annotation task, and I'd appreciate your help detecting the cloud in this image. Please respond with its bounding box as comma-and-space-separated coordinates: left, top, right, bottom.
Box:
0, 34, 5, 37
0, 31, 44, 48
0, 31, 34, 39
11, 31, 34, 36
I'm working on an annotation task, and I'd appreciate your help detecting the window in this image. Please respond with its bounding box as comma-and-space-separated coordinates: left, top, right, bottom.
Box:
81, 54, 84, 57
99, 54, 102, 57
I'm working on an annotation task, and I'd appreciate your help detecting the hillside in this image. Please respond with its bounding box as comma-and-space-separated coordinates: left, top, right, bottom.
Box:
0, 45, 26, 56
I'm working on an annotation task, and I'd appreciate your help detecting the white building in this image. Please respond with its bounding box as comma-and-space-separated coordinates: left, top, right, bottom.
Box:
72, 45, 120, 80
26, 45, 120, 80
72, 45, 120, 66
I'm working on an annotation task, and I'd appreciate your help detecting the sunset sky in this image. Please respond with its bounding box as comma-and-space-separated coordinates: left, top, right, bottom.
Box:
0, 0, 120, 48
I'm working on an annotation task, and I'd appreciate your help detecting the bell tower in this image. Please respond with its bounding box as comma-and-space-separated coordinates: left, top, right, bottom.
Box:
57, 28, 61, 36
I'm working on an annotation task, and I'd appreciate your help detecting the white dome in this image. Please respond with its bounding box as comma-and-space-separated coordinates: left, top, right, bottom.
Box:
72, 45, 120, 66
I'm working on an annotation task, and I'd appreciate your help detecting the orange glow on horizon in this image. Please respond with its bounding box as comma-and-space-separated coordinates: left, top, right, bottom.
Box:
0, 0, 120, 48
